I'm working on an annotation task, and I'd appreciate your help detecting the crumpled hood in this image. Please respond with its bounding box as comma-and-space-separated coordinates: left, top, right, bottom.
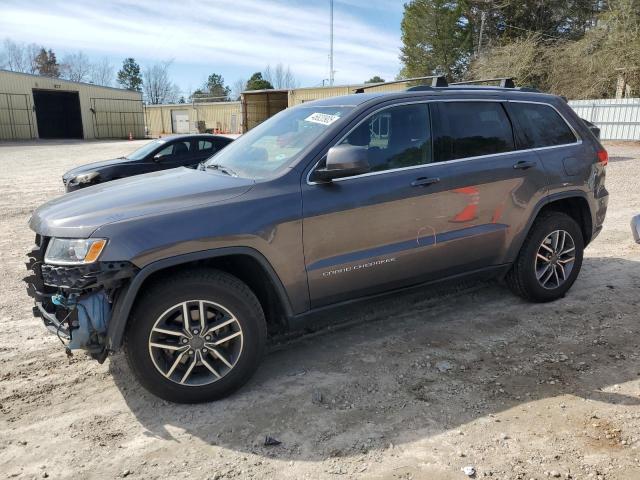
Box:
62, 157, 135, 179
31, 167, 254, 238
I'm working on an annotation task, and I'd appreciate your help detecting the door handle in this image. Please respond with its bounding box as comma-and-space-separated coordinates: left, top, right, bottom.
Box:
411, 177, 440, 187
513, 160, 537, 170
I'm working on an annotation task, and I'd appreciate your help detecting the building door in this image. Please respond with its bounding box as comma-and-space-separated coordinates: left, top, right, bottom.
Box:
171, 110, 190, 133
32, 90, 83, 139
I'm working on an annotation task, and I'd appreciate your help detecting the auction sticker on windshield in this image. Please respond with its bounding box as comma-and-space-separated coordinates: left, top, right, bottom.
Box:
305, 112, 341, 126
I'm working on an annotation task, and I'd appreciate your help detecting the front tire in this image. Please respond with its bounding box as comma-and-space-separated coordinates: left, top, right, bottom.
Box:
506, 211, 584, 302
124, 269, 266, 403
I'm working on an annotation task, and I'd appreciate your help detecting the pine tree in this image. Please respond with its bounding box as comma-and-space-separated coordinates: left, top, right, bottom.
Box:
117, 58, 143, 91
204, 73, 231, 101
245, 72, 273, 91
400, 0, 472, 81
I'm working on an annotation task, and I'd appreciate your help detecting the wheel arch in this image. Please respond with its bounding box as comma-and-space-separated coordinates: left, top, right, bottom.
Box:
106, 247, 293, 352
504, 191, 593, 268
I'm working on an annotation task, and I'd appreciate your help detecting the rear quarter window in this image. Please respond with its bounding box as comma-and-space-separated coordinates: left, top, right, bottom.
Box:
508, 102, 577, 149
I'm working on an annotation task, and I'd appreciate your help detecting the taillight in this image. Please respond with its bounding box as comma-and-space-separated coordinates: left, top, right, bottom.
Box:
597, 149, 608, 166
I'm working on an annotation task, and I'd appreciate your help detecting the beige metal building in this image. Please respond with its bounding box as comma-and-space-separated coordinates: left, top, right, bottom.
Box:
144, 102, 242, 136
237, 82, 416, 133
0, 69, 144, 141
241, 90, 289, 132
143, 80, 425, 136
288, 81, 417, 106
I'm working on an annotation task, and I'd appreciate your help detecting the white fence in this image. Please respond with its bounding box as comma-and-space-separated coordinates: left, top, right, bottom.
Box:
569, 98, 640, 141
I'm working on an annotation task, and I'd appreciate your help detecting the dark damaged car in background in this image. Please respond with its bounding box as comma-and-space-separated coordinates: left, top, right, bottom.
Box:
25, 78, 608, 403
62, 134, 233, 191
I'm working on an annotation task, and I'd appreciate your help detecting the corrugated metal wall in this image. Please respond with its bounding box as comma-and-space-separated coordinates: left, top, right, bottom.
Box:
0, 92, 34, 140
288, 82, 415, 106
569, 98, 640, 140
0, 70, 144, 140
241, 91, 288, 132
144, 102, 242, 136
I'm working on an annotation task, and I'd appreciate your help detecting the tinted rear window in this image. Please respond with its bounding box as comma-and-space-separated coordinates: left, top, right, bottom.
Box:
434, 102, 515, 161
509, 103, 577, 148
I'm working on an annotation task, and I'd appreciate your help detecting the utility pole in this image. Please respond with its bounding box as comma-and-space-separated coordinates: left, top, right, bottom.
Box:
477, 11, 486, 57
329, 0, 334, 86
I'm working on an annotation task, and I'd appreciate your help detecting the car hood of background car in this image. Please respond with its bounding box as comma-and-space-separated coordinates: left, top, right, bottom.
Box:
31, 167, 255, 238
62, 157, 138, 179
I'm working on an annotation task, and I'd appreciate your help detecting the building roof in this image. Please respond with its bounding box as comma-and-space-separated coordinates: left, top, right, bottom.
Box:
145, 101, 241, 108
0, 68, 141, 95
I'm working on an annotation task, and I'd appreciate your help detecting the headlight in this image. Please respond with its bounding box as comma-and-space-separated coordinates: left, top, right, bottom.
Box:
72, 172, 99, 184
44, 238, 107, 265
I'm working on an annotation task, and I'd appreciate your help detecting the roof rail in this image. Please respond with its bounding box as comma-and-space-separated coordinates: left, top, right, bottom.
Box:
450, 77, 516, 88
354, 75, 447, 94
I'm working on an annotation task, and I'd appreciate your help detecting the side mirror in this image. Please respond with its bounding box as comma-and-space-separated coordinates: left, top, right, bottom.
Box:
153, 153, 162, 162
312, 144, 370, 182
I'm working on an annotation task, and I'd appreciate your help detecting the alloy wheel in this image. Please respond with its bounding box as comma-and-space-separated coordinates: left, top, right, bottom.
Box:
148, 300, 243, 386
534, 229, 576, 290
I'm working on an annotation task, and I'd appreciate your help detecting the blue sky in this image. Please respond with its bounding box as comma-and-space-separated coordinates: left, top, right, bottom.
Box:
1, 0, 405, 94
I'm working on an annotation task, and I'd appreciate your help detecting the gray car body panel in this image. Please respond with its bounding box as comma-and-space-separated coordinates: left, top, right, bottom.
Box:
28, 88, 608, 350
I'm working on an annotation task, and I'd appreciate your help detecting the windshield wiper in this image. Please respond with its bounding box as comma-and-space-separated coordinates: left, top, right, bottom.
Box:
205, 163, 238, 177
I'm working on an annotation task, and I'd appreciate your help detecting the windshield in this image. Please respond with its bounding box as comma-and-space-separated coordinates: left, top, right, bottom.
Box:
204, 105, 353, 179
126, 139, 167, 160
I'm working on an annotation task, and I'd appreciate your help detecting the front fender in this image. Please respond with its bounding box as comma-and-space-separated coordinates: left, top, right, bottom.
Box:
105, 246, 293, 352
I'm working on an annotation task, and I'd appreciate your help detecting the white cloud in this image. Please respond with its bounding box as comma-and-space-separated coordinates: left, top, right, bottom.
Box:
0, 0, 402, 84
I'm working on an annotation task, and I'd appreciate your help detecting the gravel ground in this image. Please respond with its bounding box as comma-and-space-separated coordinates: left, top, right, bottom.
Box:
1, 139, 640, 480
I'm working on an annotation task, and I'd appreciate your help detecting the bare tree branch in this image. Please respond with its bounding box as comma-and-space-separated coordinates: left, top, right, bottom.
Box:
143, 60, 180, 104
263, 63, 298, 89
2, 38, 41, 74
231, 78, 247, 100
61, 51, 92, 83
89, 58, 115, 87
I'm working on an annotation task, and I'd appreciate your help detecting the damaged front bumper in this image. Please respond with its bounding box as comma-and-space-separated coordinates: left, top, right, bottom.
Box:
24, 235, 137, 361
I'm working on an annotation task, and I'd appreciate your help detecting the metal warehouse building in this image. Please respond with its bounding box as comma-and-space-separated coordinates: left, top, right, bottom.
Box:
0, 69, 144, 141
287, 81, 416, 106
144, 81, 417, 136
144, 102, 242, 136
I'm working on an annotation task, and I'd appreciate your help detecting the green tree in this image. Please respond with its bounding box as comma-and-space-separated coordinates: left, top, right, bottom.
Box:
204, 73, 231, 100
468, 0, 640, 99
245, 72, 273, 91
400, 0, 473, 81
117, 58, 143, 91
34, 48, 60, 77
365, 75, 385, 83
473, 0, 601, 44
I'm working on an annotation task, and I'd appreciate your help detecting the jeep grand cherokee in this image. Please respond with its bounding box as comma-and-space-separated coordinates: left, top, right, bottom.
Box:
25, 83, 608, 403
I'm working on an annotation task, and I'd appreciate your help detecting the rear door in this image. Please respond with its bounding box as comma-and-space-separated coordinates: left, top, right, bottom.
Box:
421, 100, 549, 274
191, 137, 230, 165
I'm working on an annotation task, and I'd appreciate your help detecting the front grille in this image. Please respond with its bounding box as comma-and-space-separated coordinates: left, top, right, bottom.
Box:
41, 263, 102, 290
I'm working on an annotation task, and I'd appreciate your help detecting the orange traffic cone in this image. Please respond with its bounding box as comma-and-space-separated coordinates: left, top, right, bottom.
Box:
128, 131, 133, 141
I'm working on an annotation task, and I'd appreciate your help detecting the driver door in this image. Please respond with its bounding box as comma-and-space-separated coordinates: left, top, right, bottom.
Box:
302, 102, 438, 307
153, 140, 192, 170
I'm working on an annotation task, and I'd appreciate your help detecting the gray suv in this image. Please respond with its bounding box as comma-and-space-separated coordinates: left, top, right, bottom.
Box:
25, 84, 609, 403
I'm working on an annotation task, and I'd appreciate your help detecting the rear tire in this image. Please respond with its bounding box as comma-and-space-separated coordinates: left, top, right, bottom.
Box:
124, 269, 266, 403
506, 211, 584, 302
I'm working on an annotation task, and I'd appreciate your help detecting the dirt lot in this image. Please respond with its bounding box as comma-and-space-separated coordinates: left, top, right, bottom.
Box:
1, 139, 640, 480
